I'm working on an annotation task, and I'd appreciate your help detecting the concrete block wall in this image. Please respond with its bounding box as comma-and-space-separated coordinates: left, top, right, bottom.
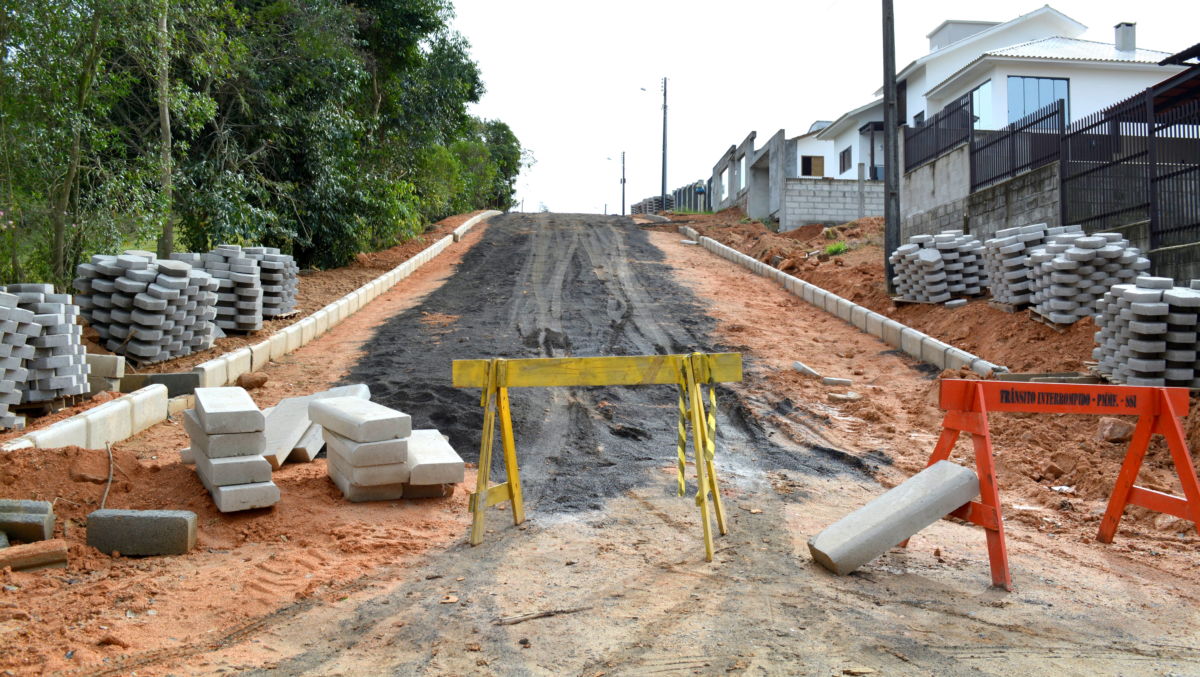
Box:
782, 178, 884, 232
966, 163, 1060, 242
2, 213, 491, 452
677, 225, 1006, 376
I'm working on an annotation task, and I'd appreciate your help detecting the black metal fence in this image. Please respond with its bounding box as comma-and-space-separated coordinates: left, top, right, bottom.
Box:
1151, 100, 1200, 248
903, 95, 971, 172
970, 100, 1064, 191
1061, 87, 1200, 249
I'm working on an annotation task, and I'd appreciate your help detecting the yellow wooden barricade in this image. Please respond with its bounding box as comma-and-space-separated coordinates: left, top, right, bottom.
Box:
452, 353, 741, 561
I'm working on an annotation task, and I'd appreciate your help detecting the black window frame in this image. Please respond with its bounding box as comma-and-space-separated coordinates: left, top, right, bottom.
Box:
839, 146, 852, 174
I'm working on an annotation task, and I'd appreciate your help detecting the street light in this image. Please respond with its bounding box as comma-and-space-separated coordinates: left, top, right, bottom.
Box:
640, 78, 668, 213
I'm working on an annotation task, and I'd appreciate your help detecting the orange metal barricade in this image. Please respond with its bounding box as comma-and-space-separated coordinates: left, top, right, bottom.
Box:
910, 379, 1199, 590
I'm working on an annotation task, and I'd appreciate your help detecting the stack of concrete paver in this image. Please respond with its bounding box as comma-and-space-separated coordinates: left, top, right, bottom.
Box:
243, 247, 298, 317
889, 230, 986, 304
981, 223, 1048, 306
0, 291, 28, 429
312, 397, 465, 501
1026, 230, 1149, 325
5, 284, 89, 405
1093, 277, 1200, 387
74, 252, 219, 365
202, 245, 263, 333
184, 387, 278, 512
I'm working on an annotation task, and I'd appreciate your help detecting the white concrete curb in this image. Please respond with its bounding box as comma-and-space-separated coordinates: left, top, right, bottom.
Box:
676, 225, 1007, 377
453, 210, 502, 242
3, 213, 495, 452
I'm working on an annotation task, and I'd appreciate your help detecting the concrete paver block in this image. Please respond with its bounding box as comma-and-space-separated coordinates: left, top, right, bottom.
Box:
207, 481, 279, 513
865, 312, 886, 338
83, 399, 133, 449
183, 409, 266, 458
86, 354, 125, 379
193, 359, 227, 389
262, 384, 371, 467
86, 509, 196, 556
309, 397, 411, 443
287, 423, 324, 463
283, 325, 302, 352
0, 508, 54, 542
249, 342, 271, 371
225, 347, 252, 382
299, 318, 316, 344
322, 428, 406, 466
407, 429, 465, 485
881, 320, 904, 348
268, 333, 288, 360
128, 385, 168, 434
808, 460, 979, 576
327, 459, 404, 502
920, 337, 952, 368
326, 447, 409, 485
28, 417, 88, 449
195, 449, 272, 486
193, 387, 264, 434
900, 328, 924, 357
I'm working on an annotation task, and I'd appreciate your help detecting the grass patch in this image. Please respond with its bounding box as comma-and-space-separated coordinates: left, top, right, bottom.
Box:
824, 241, 848, 256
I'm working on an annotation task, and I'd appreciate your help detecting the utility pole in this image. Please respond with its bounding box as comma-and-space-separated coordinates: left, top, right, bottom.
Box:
661, 77, 668, 213
882, 0, 900, 295
621, 151, 627, 216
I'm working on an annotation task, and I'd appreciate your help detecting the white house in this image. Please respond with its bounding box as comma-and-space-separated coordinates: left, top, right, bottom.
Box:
813, 100, 885, 180
895, 7, 1186, 129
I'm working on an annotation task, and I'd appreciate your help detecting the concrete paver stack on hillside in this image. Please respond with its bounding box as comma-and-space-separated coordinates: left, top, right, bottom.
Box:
1026, 229, 1148, 325
8, 284, 89, 406
243, 247, 298, 317
74, 251, 219, 365
184, 387, 279, 512
1094, 277, 1200, 387
889, 230, 986, 304
981, 223, 1048, 306
0, 291, 30, 429
202, 245, 263, 333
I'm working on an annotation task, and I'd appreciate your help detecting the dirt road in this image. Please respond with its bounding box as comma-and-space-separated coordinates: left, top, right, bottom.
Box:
12, 213, 1197, 675
172, 213, 1199, 676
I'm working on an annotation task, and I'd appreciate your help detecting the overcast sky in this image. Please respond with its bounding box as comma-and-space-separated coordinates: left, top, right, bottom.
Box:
451, 1, 1199, 214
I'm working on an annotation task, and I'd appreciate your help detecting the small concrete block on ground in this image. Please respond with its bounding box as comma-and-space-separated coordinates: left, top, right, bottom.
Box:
86, 353, 125, 379
821, 377, 852, 387
193, 386, 264, 434
287, 423, 325, 464
182, 409, 266, 458
808, 460, 979, 576
86, 509, 196, 556
326, 448, 410, 486
207, 481, 280, 513
0, 500, 54, 542
322, 428, 406, 466
326, 460, 404, 502
195, 449, 273, 487
792, 361, 820, 378
309, 397, 411, 443
407, 430, 465, 485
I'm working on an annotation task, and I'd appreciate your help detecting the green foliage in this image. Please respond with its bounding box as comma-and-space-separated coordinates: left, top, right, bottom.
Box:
824, 241, 848, 256
0, 0, 524, 282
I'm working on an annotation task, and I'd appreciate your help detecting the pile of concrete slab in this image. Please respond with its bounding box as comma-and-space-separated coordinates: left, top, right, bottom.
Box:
6, 284, 89, 406
0, 292, 30, 430
243, 247, 298, 317
889, 230, 986, 304
312, 397, 464, 501
260, 383, 370, 468
981, 223, 1048, 306
183, 387, 278, 512
74, 251, 219, 365
199, 245, 263, 333
1094, 277, 1200, 387
1026, 230, 1149, 325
